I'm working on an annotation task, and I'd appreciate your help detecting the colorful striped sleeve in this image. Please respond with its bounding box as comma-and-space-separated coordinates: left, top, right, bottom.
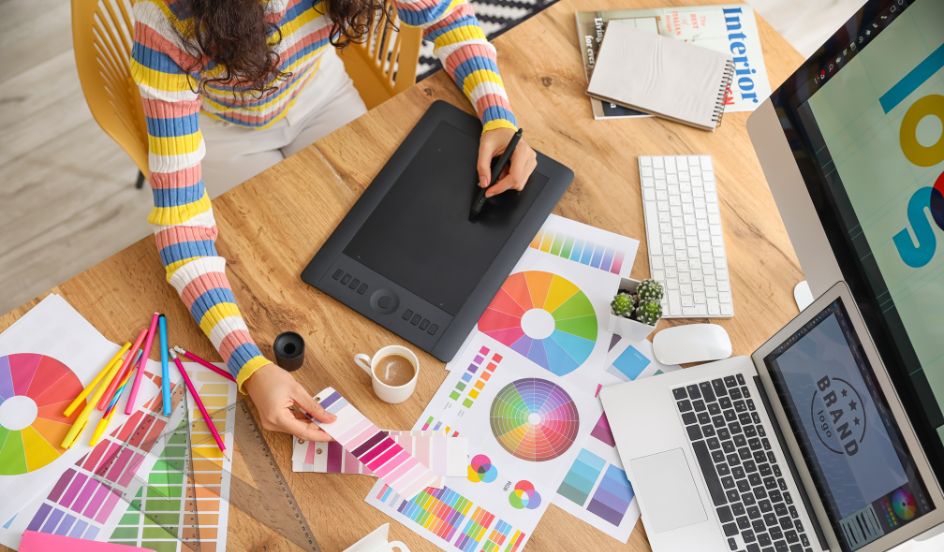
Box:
131, 1, 271, 391
394, 0, 518, 133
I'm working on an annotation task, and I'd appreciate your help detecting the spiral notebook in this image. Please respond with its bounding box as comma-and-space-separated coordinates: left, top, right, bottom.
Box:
587, 19, 735, 130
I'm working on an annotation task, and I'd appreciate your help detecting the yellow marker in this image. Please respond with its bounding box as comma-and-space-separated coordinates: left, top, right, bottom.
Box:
64, 342, 131, 417
61, 345, 129, 449
89, 364, 137, 446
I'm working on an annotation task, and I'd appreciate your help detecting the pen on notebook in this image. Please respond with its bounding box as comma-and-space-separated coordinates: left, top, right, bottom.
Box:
469, 128, 524, 221
126, 312, 160, 414
97, 326, 148, 411
159, 315, 171, 416
172, 346, 236, 383
171, 349, 226, 452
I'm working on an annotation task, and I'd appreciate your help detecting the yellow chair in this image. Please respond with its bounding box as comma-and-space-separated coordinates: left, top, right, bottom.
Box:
71, 0, 422, 189
337, 4, 423, 109
72, 0, 150, 188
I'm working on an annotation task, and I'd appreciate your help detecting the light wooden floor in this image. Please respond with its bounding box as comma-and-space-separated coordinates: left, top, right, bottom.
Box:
0, 0, 864, 314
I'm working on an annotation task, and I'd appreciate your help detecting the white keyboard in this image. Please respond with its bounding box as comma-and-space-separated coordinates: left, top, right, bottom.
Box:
638, 155, 733, 318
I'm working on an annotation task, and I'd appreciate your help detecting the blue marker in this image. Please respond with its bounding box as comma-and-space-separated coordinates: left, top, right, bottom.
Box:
159, 315, 171, 415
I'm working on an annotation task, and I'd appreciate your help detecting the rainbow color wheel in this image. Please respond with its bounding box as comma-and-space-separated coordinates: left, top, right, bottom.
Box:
479, 271, 597, 376
490, 378, 579, 461
0, 353, 82, 475
891, 488, 917, 521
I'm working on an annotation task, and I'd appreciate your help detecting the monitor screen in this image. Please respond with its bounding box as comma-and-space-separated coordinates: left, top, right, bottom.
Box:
764, 298, 933, 551
767, 0, 944, 481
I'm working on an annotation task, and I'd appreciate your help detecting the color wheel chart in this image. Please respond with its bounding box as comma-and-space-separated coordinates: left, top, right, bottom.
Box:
109, 369, 236, 552
372, 483, 526, 552
19, 375, 184, 543
529, 229, 626, 276
420, 346, 503, 437
489, 378, 579, 462
479, 272, 597, 377
0, 353, 82, 475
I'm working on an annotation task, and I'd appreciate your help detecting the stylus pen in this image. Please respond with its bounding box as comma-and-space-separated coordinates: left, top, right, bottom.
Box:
469, 128, 524, 221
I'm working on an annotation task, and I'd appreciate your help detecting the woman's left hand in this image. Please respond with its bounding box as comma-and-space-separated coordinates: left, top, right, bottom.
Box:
477, 127, 538, 198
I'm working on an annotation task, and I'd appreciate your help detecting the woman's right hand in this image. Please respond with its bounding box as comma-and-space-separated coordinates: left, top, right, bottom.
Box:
244, 363, 336, 441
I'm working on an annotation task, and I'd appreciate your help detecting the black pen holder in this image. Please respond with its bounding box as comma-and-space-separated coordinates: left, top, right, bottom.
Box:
273, 332, 305, 371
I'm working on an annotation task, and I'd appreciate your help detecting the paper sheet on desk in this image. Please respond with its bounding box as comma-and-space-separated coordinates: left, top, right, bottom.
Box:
0, 296, 145, 524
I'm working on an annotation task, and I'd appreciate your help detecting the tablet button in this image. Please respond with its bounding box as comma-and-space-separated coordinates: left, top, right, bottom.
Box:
402, 309, 413, 321
349, 278, 360, 290
369, 289, 399, 314
419, 319, 430, 331
357, 283, 368, 295
427, 324, 439, 336
410, 314, 421, 326
332, 269, 343, 280
341, 274, 352, 285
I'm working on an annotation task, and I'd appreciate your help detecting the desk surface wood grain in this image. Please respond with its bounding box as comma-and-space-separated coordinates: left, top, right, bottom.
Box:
1, 0, 803, 549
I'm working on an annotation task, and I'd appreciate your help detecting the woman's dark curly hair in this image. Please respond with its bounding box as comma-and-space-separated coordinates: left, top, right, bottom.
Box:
180, 0, 388, 96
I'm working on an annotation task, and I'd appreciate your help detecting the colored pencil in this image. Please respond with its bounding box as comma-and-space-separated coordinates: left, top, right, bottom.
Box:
158, 315, 170, 416
97, 327, 148, 411
61, 346, 128, 448
126, 312, 160, 415
172, 346, 236, 382
171, 349, 226, 452
64, 341, 130, 417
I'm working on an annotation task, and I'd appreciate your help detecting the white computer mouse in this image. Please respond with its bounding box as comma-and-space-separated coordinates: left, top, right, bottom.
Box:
652, 323, 733, 365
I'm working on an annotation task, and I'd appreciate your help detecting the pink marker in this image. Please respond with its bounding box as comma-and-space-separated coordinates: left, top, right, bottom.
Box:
98, 327, 148, 411
125, 312, 160, 414
172, 346, 236, 382
171, 349, 226, 452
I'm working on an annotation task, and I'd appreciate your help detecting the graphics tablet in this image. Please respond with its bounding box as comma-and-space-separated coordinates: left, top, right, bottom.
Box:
301, 101, 574, 361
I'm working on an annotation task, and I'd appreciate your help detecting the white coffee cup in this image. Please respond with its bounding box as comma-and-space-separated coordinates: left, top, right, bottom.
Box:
354, 345, 419, 404
343, 523, 410, 552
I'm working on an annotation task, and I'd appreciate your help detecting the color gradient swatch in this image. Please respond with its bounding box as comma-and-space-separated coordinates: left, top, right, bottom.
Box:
586, 465, 635, 526
317, 388, 443, 499
489, 378, 579, 461
557, 449, 605, 506
530, 229, 626, 275
297, 431, 466, 478
0, 353, 83, 474
479, 272, 597, 376
608, 345, 650, 381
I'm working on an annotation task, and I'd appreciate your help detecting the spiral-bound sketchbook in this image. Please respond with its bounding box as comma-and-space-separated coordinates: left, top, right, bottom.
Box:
587, 19, 734, 130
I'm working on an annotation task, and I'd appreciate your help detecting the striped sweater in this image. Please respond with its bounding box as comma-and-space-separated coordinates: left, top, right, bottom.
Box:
131, 0, 517, 389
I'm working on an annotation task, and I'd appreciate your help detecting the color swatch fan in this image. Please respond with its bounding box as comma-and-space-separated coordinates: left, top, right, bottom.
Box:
479, 271, 597, 376
0, 353, 81, 474
490, 378, 579, 461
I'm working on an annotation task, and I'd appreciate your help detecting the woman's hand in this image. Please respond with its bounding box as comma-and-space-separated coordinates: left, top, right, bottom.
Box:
244, 363, 336, 442
477, 127, 538, 198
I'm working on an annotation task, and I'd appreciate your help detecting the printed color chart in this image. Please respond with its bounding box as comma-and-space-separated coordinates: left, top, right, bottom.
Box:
317, 388, 443, 499
607, 344, 651, 381
421, 346, 503, 437
22, 378, 183, 542
556, 450, 635, 526
0, 353, 83, 475
530, 229, 626, 276
489, 378, 579, 461
373, 484, 525, 552
479, 272, 597, 377
293, 430, 467, 478
109, 369, 236, 551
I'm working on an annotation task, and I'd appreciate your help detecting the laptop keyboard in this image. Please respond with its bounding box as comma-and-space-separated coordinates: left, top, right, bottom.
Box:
673, 375, 814, 552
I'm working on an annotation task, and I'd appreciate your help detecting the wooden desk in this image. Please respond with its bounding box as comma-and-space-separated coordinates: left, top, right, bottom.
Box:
1, 0, 804, 549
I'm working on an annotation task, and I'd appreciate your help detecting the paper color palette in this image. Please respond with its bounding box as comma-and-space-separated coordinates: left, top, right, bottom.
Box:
109, 369, 236, 552
293, 430, 468, 478
529, 229, 626, 276
316, 388, 444, 499
19, 377, 184, 544
372, 484, 525, 552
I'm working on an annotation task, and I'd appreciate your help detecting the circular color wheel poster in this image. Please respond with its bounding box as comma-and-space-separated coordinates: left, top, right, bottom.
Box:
490, 378, 579, 461
0, 353, 82, 475
478, 271, 598, 376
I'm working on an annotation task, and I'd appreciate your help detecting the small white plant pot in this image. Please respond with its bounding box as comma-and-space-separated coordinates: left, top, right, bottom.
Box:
609, 277, 657, 342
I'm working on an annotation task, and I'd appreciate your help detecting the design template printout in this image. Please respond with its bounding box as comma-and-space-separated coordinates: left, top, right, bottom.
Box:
367, 216, 643, 549
805, 0, 944, 443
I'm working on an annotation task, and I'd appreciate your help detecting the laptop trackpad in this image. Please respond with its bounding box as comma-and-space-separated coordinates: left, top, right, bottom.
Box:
630, 448, 707, 533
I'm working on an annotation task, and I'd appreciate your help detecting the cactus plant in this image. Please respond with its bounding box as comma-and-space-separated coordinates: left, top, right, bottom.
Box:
636, 279, 664, 303
634, 301, 662, 326
611, 292, 635, 318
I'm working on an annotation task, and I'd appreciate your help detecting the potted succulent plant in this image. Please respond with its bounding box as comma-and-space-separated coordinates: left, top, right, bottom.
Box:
610, 278, 664, 342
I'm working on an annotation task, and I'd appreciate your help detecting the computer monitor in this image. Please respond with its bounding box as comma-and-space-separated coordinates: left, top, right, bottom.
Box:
747, 0, 944, 489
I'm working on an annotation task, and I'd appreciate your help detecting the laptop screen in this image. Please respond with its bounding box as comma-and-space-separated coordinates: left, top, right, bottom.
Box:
763, 298, 933, 551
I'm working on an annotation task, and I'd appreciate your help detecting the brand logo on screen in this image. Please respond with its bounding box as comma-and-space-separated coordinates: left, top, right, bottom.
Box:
890, 87, 944, 268
810, 376, 866, 456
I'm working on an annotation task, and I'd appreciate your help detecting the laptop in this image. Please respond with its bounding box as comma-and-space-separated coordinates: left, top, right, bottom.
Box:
600, 282, 944, 552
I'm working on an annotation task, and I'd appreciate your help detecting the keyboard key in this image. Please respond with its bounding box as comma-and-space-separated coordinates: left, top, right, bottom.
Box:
717, 505, 733, 523
727, 537, 738, 551
692, 440, 727, 506
687, 385, 701, 399
682, 412, 697, 425
673, 387, 687, 399
687, 425, 703, 441
678, 399, 693, 412
723, 522, 738, 537
700, 382, 716, 402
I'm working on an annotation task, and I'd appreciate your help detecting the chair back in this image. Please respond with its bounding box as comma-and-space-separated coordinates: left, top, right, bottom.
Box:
72, 0, 150, 176
337, 3, 423, 109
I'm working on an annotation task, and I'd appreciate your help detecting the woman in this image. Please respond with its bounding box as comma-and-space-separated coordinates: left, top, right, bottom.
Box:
131, 0, 536, 440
